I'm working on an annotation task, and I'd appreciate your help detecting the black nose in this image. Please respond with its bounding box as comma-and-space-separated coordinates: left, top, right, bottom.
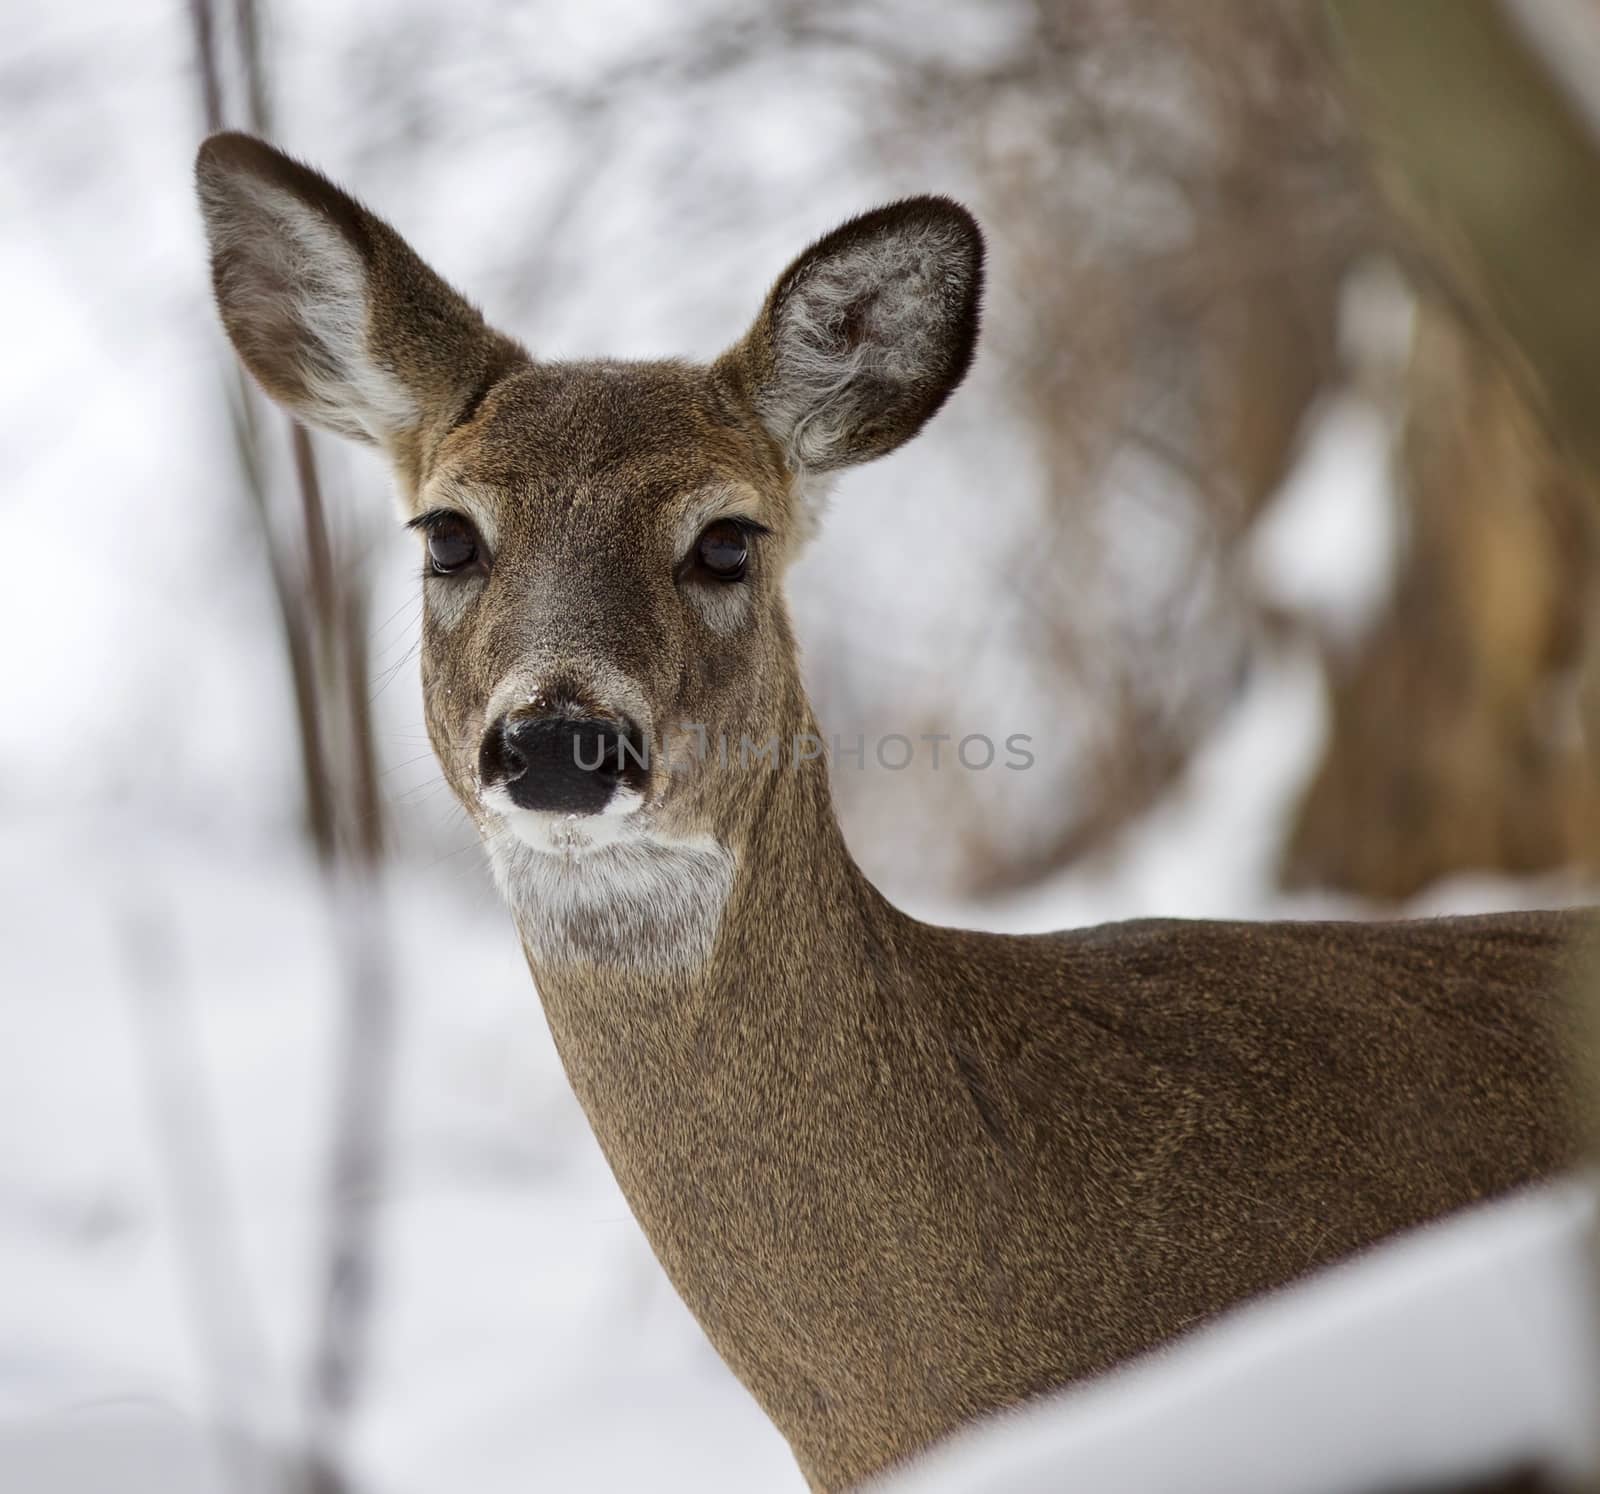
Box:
479, 712, 645, 815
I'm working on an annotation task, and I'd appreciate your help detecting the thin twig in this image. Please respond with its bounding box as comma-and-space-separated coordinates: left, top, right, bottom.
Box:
300, 874, 396, 1494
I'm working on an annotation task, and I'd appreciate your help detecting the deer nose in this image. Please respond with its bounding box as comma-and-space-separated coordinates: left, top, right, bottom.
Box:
480, 712, 646, 816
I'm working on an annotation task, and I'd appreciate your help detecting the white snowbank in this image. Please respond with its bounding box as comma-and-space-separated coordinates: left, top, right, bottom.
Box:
882, 1181, 1600, 1494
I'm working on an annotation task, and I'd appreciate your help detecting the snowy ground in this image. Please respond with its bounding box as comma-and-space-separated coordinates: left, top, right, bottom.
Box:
883, 1179, 1600, 1494
0, 818, 798, 1493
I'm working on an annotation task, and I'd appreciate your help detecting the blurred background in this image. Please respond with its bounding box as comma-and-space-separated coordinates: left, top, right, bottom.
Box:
4, 0, 1600, 1490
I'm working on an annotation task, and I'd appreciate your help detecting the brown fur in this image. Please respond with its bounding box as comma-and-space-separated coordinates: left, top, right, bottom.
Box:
194, 134, 1595, 1491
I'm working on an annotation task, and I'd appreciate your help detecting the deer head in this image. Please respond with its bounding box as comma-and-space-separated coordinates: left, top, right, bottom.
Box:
196, 133, 982, 967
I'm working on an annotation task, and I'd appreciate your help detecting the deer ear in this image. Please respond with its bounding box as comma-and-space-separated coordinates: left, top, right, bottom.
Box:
194, 133, 523, 462
725, 197, 983, 478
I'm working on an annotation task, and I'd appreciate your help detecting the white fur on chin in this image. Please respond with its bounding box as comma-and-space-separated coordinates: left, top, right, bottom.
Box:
480, 790, 735, 971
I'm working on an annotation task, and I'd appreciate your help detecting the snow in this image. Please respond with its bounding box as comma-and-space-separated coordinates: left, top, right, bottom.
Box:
883, 1180, 1600, 1494
1249, 393, 1401, 649
0, 824, 800, 1493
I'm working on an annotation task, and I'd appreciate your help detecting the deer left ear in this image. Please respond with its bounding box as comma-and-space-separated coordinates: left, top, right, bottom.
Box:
723, 196, 984, 481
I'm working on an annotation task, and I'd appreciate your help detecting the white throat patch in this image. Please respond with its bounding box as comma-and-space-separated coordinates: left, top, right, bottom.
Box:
483, 809, 735, 971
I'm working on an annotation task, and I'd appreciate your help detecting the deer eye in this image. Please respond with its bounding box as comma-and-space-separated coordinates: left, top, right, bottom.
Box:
694, 519, 750, 582
416, 512, 483, 576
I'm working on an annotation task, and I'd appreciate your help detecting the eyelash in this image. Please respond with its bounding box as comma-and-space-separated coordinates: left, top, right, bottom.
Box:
408, 509, 464, 537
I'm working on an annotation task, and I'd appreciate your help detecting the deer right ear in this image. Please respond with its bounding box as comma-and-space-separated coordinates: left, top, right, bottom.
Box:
194, 133, 523, 469
723, 197, 984, 483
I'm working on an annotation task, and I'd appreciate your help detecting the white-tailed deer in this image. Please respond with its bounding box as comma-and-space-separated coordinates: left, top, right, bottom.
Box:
195, 133, 1595, 1492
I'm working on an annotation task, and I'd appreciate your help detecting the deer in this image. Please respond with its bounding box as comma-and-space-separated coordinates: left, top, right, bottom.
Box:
194, 132, 1596, 1492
